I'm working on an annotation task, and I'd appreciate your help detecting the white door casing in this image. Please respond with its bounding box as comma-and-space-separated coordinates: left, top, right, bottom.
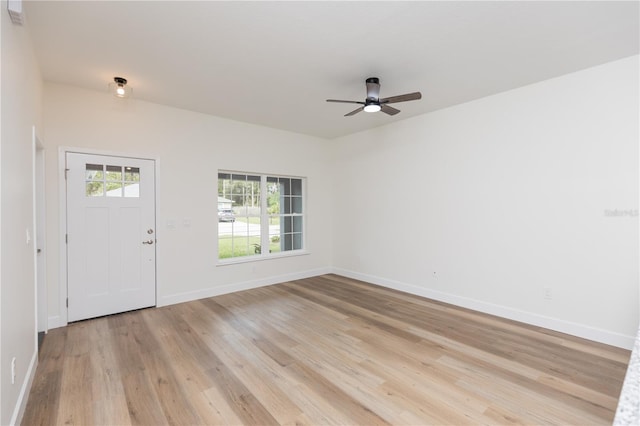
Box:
35, 139, 47, 333
66, 152, 156, 322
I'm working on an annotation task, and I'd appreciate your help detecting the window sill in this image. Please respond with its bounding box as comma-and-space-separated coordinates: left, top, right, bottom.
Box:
216, 250, 310, 266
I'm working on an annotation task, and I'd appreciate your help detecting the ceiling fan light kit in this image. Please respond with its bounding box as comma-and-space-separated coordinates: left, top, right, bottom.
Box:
327, 77, 421, 117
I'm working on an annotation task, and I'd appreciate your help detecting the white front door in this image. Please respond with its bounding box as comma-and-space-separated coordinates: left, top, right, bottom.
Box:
66, 152, 156, 322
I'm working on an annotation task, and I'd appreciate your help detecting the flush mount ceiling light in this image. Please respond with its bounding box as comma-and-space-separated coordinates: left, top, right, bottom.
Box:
109, 76, 132, 98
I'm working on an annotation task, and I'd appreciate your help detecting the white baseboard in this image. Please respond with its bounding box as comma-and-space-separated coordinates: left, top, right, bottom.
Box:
10, 350, 38, 426
158, 267, 333, 307
332, 268, 635, 350
47, 265, 635, 349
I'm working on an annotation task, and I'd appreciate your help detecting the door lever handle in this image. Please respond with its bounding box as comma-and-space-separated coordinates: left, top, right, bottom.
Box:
142, 239, 154, 245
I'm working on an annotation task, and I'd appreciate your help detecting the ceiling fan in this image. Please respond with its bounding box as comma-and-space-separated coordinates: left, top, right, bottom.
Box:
326, 77, 422, 117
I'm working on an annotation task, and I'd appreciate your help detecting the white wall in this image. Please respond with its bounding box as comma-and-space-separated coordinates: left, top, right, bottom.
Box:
1, 2, 43, 424
42, 83, 334, 327
332, 56, 639, 348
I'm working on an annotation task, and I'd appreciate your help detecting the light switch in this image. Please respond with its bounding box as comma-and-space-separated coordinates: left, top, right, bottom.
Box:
25, 228, 31, 244
183, 218, 191, 228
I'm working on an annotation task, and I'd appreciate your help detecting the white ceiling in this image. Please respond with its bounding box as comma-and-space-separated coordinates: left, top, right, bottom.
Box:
24, 1, 639, 139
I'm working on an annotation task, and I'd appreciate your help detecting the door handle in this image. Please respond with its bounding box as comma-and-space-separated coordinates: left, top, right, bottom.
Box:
142, 239, 154, 245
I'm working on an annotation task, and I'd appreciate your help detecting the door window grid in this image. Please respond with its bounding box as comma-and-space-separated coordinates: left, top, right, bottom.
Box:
86, 164, 140, 197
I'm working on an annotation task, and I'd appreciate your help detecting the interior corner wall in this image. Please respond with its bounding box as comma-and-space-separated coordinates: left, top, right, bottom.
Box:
1, 2, 43, 424
42, 83, 334, 328
331, 55, 639, 349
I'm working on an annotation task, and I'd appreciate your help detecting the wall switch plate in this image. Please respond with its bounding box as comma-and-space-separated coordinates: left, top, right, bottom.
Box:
544, 287, 553, 300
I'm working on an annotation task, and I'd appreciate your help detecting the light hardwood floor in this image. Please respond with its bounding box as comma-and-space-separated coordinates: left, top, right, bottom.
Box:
23, 274, 630, 425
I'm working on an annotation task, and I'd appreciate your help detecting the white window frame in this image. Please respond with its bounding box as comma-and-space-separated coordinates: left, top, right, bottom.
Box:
217, 171, 307, 265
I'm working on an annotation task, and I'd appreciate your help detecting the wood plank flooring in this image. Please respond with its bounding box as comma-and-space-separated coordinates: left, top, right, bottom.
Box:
22, 274, 631, 425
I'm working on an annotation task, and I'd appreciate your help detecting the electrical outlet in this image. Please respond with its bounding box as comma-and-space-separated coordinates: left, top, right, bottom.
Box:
11, 357, 16, 384
432, 271, 438, 279
544, 287, 553, 300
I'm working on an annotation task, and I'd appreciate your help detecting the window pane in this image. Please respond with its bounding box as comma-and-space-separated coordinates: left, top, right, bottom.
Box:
267, 181, 281, 214
106, 165, 122, 181
243, 180, 261, 212
293, 216, 302, 233
86, 164, 103, 180
106, 183, 122, 197
283, 196, 291, 214
291, 179, 302, 196
293, 233, 303, 250
231, 173, 246, 181
281, 178, 291, 195
284, 234, 293, 251
123, 182, 139, 198
284, 216, 292, 233
124, 167, 140, 182
218, 176, 232, 204
86, 181, 104, 196
218, 235, 234, 259
292, 197, 302, 214
269, 232, 281, 254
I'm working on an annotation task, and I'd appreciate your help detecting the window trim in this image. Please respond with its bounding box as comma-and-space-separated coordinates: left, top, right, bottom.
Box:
217, 170, 306, 264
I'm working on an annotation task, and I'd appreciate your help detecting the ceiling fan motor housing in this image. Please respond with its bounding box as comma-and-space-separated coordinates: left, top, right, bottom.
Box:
365, 77, 381, 101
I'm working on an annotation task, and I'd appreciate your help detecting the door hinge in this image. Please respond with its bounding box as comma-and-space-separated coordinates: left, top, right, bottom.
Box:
66, 298, 68, 308
64, 168, 69, 180
65, 234, 68, 244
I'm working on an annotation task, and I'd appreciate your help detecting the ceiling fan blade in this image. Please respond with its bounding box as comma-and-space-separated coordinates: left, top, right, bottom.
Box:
380, 92, 422, 104
327, 99, 365, 104
345, 106, 364, 116
366, 77, 380, 100
380, 104, 401, 116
